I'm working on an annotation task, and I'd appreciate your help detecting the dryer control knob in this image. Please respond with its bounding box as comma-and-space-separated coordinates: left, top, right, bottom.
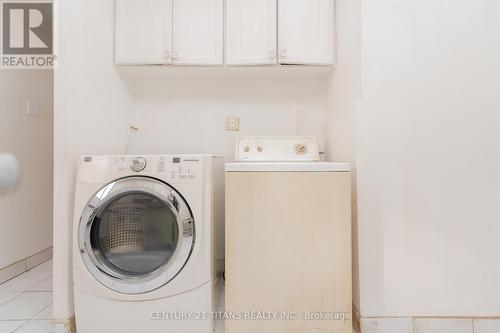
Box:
131, 157, 147, 172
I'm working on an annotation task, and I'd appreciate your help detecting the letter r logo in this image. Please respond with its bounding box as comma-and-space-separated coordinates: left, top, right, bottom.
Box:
2, 2, 53, 55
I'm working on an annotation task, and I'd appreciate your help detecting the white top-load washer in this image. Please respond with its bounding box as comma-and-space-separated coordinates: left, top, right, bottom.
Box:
225, 137, 352, 333
72, 155, 223, 333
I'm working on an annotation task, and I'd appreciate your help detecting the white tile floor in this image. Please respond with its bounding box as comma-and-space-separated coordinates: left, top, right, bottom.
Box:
0, 260, 55, 333
0, 259, 225, 333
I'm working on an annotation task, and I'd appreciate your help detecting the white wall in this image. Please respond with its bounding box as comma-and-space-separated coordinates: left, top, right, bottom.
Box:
356, 0, 500, 317
53, 0, 135, 321
0, 71, 53, 269
53, 0, 327, 324
125, 77, 326, 159
54, 0, 500, 324
324, 0, 362, 312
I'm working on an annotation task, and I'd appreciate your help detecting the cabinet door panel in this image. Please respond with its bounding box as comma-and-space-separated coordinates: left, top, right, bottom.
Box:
226, 0, 277, 66
172, 0, 223, 65
116, 0, 172, 65
226, 172, 352, 333
278, 0, 334, 65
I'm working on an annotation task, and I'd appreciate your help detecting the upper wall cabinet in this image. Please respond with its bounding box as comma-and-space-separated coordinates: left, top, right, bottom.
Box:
278, 0, 335, 65
116, 0, 172, 65
173, 0, 224, 65
116, 0, 223, 65
116, 0, 334, 68
226, 0, 277, 66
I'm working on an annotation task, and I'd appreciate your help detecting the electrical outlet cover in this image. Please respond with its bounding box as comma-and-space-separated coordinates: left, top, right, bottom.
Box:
226, 117, 240, 131
26, 100, 41, 116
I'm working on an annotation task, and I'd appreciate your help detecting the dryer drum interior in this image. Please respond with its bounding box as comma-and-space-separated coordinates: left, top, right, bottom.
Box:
79, 177, 195, 294
90, 192, 179, 277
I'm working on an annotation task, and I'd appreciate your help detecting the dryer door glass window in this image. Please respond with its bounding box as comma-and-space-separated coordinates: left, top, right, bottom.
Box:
79, 176, 195, 294
89, 192, 179, 278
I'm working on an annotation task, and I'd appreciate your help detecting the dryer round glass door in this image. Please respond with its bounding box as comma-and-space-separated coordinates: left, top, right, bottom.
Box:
78, 176, 194, 294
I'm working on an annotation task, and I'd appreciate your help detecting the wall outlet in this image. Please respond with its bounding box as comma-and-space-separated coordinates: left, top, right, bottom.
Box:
226, 117, 240, 131
26, 100, 41, 116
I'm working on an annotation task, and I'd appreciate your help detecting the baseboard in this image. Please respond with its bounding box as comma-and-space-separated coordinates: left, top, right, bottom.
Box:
52, 316, 76, 333
0, 247, 53, 284
358, 316, 500, 333
352, 305, 361, 333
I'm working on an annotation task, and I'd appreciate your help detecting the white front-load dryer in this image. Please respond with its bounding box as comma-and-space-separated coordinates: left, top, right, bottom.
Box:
72, 155, 223, 333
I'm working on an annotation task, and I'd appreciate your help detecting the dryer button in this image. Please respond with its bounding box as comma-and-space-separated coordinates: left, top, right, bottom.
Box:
179, 166, 188, 178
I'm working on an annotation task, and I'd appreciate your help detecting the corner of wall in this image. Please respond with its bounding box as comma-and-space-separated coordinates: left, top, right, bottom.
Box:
325, 0, 362, 315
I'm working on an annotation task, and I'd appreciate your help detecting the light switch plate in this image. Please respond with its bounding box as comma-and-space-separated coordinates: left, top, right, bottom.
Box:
26, 100, 41, 116
226, 117, 240, 131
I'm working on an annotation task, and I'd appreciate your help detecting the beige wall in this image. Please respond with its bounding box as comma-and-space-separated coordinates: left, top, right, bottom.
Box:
0, 70, 53, 269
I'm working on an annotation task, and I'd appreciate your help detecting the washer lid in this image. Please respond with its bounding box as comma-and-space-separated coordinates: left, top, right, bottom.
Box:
225, 162, 351, 172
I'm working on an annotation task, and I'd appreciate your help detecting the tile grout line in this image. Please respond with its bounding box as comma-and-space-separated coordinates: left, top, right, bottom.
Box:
361, 316, 487, 333
8, 292, 53, 333
0, 292, 22, 308
27, 276, 53, 292
0, 288, 52, 321
1, 290, 31, 333
10, 320, 27, 333
29, 302, 52, 321
0, 292, 23, 311
11, 320, 27, 333
0, 251, 52, 285
0, 260, 53, 332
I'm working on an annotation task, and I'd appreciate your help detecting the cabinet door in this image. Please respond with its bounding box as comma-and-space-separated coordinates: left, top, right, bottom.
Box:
226, 0, 277, 66
116, 0, 173, 65
278, 0, 334, 65
172, 0, 223, 65
226, 172, 352, 333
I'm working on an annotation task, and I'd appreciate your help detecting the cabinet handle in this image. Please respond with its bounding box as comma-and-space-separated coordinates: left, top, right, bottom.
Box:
172, 51, 178, 60
279, 49, 287, 59
268, 50, 276, 60
163, 50, 171, 59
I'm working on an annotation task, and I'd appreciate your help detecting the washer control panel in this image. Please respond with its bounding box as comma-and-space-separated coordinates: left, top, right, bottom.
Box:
235, 136, 320, 162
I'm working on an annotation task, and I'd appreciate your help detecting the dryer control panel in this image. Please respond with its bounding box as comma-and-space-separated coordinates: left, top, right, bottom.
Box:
77, 155, 208, 184
235, 136, 320, 162
121, 156, 202, 180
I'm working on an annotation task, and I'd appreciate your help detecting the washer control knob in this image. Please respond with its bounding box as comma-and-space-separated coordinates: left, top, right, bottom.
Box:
295, 144, 307, 155
243, 146, 250, 153
257, 146, 263, 152
131, 157, 147, 172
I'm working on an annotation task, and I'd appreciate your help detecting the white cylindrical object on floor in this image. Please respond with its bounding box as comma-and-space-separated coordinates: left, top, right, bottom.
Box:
0, 154, 19, 190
